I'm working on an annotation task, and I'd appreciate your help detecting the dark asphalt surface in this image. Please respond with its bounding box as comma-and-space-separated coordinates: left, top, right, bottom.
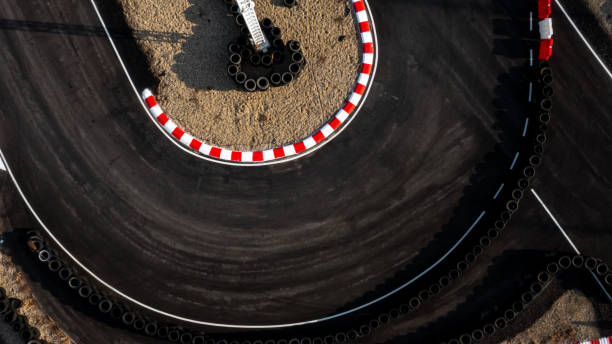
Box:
0, 0, 611, 343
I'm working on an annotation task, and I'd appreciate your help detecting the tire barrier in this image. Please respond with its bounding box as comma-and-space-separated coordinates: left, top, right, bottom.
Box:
141, 0, 377, 164
223, 1, 305, 92
441, 253, 612, 344
0, 285, 45, 344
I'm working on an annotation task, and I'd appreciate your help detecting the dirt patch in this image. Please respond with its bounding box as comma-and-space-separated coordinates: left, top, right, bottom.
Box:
584, 0, 612, 35
118, 0, 361, 151
500, 290, 602, 344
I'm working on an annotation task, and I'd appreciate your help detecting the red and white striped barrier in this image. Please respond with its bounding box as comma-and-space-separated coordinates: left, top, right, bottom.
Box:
538, 0, 554, 60
572, 336, 612, 344
142, 0, 376, 164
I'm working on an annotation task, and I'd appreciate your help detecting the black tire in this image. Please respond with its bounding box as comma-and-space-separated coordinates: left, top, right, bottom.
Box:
541, 85, 554, 98
282, 72, 294, 84
448, 269, 461, 280
180, 332, 193, 344
472, 245, 483, 257
539, 112, 551, 124
78, 284, 92, 298
504, 309, 516, 321
244, 79, 257, 92
249, 54, 261, 66
459, 334, 472, 344
235, 14, 245, 26
417, 289, 430, 301
487, 228, 499, 239
409, 297, 421, 309
483, 324, 496, 336
261, 54, 273, 66
273, 38, 285, 50
261, 18, 273, 29
291, 51, 304, 64
289, 62, 302, 76
235, 72, 247, 85
168, 329, 180, 342
122, 312, 135, 326
530, 282, 543, 294
229, 53, 242, 65
494, 317, 507, 329
538, 271, 550, 283
133, 317, 146, 331
494, 219, 506, 231
67, 276, 82, 289
517, 178, 530, 189
270, 27, 282, 39
334, 332, 346, 343
541, 73, 553, 85
456, 261, 468, 272
529, 155, 542, 167
359, 325, 371, 336
558, 255, 572, 269
471, 329, 484, 341
585, 257, 598, 270
98, 299, 113, 313
523, 166, 536, 179
38, 250, 50, 262
540, 98, 553, 111
288, 40, 301, 52
228, 43, 241, 54
88, 292, 102, 306
605, 273, 612, 286
521, 292, 533, 305
506, 200, 519, 212
546, 262, 560, 274
257, 77, 270, 91
596, 263, 609, 276
284, 0, 296, 7
227, 64, 240, 77
270, 73, 282, 86
479, 236, 491, 247
465, 253, 476, 264
48, 257, 62, 272
378, 313, 390, 324
572, 255, 585, 268
145, 322, 158, 336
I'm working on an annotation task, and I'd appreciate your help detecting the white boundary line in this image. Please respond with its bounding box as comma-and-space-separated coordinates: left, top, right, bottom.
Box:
0, 146, 488, 327
89, 0, 379, 167
530, 189, 612, 302
554, 0, 612, 81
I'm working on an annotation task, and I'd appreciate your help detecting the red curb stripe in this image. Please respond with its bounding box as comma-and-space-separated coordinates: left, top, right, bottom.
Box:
359, 21, 371, 33
145, 96, 157, 108
312, 131, 325, 143
253, 151, 263, 161
329, 117, 341, 130
293, 142, 306, 153
353, 1, 365, 12
354, 83, 366, 95
231, 151, 242, 161
273, 147, 285, 158
363, 42, 374, 53
171, 127, 184, 139
209, 147, 221, 158
157, 113, 169, 125
189, 139, 202, 151
343, 102, 356, 114
362, 63, 373, 74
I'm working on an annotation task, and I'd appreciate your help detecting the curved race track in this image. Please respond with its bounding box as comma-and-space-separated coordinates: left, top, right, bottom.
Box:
2, 0, 612, 342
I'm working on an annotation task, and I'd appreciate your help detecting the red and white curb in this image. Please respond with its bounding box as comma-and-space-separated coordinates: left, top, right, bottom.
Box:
572, 336, 612, 344
142, 0, 376, 165
538, 0, 554, 60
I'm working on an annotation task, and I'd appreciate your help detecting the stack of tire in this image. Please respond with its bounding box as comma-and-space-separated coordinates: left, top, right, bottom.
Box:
224, 0, 306, 92
0, 285, 44, 344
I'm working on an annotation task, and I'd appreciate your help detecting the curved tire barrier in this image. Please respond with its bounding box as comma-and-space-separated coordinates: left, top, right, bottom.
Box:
0, 284, 45, 344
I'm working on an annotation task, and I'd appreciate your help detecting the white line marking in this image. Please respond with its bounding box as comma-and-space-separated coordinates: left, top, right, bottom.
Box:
555, 0, 612, 81
528, 82, 533, 102
493, 183, 505, 199
530, 189, 612, 302
522, 118, 529, 137
531, 189, 580, 254
0, 158, 5, 171
530, 49, 533, 66
530, 11, 533, 31
510, 152, 520, 170
1, 143, 489, 327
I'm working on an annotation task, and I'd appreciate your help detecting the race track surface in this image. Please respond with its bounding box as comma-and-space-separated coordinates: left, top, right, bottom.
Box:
0, 0, 611, 343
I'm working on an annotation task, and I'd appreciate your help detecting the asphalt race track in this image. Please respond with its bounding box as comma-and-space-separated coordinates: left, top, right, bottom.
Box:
0, 0, 612, 343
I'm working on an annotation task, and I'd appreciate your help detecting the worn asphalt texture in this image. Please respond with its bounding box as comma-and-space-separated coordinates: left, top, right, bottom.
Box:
0, 0, 612, 343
